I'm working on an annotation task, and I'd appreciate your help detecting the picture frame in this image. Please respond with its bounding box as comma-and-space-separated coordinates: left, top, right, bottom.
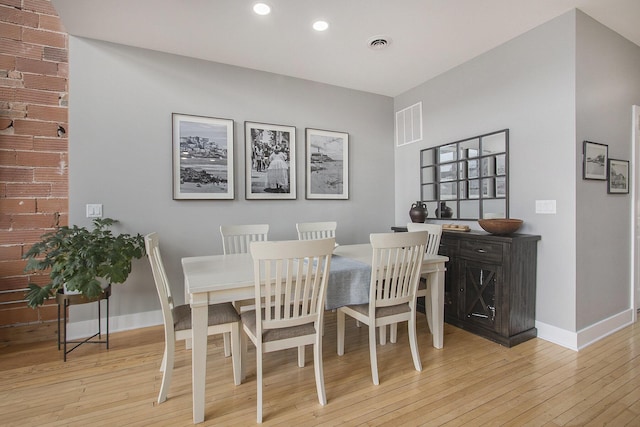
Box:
245, 121, 296, 200
172, 113, 234, 200
305, 128, 349, 199
583, 140, 608, 180
608, 159, 629, 194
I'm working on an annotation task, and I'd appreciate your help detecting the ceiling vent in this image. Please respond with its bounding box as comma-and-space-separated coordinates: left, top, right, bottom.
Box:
367, 36, 391, 50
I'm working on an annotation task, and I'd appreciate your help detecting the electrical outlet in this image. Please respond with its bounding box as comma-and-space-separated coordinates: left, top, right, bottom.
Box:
86, 204, 103, 218
535, 200, 556, 214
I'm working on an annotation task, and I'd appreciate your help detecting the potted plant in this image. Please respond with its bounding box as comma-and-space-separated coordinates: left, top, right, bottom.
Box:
23, 218, 146, 308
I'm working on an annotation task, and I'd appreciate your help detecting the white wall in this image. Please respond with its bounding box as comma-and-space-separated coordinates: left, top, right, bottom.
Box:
67, 37, 394, 327
394, 12, 578, 335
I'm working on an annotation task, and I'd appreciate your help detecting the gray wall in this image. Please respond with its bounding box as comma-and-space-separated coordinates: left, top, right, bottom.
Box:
394, 12, 578, 332
395, 9, 640, 343
68, 37, 394, 324
575, 11, 640, 329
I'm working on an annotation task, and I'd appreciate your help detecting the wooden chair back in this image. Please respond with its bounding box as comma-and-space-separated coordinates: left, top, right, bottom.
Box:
296, 221, 337, 240
144, 232, 176, 343
220, 224, 269, 254
369, 231, 428, 309
250, 238, 335, 335
406, 222, 442, 255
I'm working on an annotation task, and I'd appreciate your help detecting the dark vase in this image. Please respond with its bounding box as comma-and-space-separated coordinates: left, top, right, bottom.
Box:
436, 201, 453, 218
409, 201, 428, 223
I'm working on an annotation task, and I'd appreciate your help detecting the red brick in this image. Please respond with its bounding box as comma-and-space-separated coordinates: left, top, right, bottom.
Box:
11, 212, 58, 229
0, 53, 16, 70
0, 5, 39, 28
0, 106, 27, 120
15, 150, 62, 167
14, 87, 60, 105
0, 275, 28, 291
0, 212, 11, 229
38, 14, 65, 33
50, 181, 66, 197
27, 104, 66, 122
0, 150, 17, 166
35, 197, 66, 213
5, 182, 50, 197
23, 0, 57, 16
0, 228, 49, 245
43, 46, 66, 62
0, 134, 33, 150
0, 259, 28, 276
0, 21, 21, 41
38, 303, 57, 321
56, 61, 67, 78
0, 117, 12, 130
15, 57, 57, 75
0, 198, 37, 214
0, 39, 43, 60
22, 73, 66, 91
34, 165, 65, 182
22, 27, 66, 49
0, 306, 40, 324
13, 119, 60, 137
0, 1, 22, 9
33, 136, 66, 151
0, 87, 14, 102
0, 76, 23, 88
0, 166, 34, 182
0, 290, 28, 303
0, 245, 22, 260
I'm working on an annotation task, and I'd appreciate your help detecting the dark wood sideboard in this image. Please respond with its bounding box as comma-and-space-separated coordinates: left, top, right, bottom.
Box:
392, 226, 540, 347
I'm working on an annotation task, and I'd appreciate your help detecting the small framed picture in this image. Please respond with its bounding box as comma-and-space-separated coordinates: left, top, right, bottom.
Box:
245, 121, 296, 200
305, 128, 349, 199
608, 159, 629, 194
172, 113, 234, 200
583, 140, 608, 180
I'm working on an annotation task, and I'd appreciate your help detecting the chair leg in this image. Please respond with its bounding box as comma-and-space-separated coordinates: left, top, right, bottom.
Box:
337, 309, 345, 355
390, 323, 398, 343
369, 322, 379, 385
256, 345, 263, 423
379, 325, 387, 345
408, 314, 422, 372
158, 341, 174, 403
424, 289, 433, 334
298, 345, 305, 367
314, 334, 327, 405
241, 327, 248, 382
223, 332, 231, 357
231, 323, 241, 385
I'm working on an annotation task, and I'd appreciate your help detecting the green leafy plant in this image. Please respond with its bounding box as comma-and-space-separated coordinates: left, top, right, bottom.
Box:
23, 218, 146, 308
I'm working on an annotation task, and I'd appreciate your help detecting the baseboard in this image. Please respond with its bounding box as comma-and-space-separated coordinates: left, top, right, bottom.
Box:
536, 308, 635, 351
65, 309, 163, 340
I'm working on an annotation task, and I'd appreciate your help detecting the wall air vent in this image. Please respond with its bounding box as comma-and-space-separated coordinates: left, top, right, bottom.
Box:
396, 102, 423, 147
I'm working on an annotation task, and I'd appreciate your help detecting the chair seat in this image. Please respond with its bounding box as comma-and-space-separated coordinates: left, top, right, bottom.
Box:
241, 308, 316, 342
344, 302, 411, 318
174, 303, 240, 332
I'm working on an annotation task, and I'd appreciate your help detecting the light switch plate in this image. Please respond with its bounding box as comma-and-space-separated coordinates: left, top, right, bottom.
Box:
86, 204, 103, 218
535, 200, 556, 214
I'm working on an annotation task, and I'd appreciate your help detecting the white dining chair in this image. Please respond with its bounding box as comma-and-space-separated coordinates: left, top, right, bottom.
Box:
337, 231, 428, 385
219, 224, 269, 356
242, 237, 335, 423
296, 221, 337, 241
144, 232, 241, 404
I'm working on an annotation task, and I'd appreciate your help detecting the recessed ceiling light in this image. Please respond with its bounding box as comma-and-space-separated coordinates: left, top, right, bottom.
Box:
253, 3, 271, 15
313, 20, 329, 32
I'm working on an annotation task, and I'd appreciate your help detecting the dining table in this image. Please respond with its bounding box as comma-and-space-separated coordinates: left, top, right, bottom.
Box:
182, 243, 448, 424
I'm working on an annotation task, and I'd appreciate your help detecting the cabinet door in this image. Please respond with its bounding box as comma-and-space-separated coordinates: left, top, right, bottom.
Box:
439, 240, 458, 319
459, 259, 501, 332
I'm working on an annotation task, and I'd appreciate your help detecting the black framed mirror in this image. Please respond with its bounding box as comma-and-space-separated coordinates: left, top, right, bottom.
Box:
420, 129, 509, 220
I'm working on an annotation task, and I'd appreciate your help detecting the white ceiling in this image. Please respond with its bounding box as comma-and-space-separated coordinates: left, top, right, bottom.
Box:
51, 0, 640, 97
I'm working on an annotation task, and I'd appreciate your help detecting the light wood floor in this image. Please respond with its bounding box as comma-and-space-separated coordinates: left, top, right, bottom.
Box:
1, 312, 639, 426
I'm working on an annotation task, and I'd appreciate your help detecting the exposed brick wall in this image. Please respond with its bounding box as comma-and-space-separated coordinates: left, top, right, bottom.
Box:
0, 0, 68, 329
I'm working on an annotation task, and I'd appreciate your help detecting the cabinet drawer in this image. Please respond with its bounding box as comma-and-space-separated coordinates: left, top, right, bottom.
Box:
459, 240, 503, 263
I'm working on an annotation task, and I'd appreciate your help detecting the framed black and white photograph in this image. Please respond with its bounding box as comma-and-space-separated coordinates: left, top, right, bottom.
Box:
305, 129, 349, 199
172, 113, 234, 200
608, 159, 629, 194
245, 121, 296, 200
583, 140, 608, 180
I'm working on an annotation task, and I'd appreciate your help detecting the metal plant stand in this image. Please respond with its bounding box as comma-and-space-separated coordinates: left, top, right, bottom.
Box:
56, 284, 111, 361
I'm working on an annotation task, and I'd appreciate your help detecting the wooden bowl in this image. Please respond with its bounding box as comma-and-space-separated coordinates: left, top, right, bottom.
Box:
478, 218, 523, 235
